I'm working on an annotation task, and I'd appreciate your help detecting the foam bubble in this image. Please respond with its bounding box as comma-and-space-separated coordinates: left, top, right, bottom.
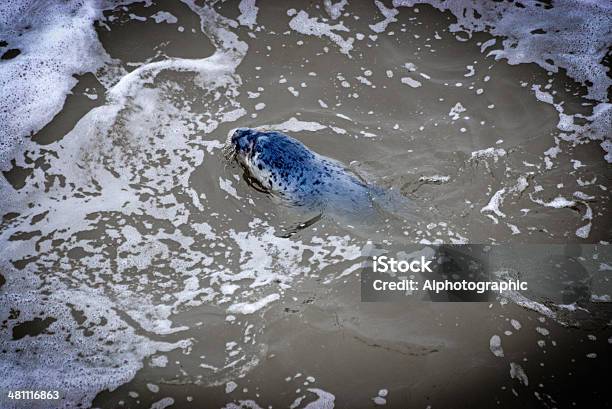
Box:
151, 11, 178, 24
509, 362, 529, 386
238, 0, 259, 29
400, 77, 421, 88
324, 0, 348, 20
227, 294, 281, 315
304, 388, 336, 409
151, 397, 175, 409
489, 334, 504, 357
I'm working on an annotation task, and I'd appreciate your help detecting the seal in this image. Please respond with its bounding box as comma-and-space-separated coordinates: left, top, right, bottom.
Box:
226, 128, 382, 218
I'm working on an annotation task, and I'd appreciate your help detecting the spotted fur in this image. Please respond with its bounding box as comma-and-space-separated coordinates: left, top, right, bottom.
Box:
228, 128, 377, 215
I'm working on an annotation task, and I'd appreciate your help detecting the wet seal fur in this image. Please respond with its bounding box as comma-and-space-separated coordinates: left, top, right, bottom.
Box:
226, 128, 382, 218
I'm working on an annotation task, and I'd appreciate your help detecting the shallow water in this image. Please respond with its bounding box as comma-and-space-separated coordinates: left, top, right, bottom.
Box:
0, 1, 611, 408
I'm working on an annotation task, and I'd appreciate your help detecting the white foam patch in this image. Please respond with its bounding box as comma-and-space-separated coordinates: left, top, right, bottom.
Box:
373, 388, 388, 404
1, 56, 362, 407
0, 2, 279, 406
324, 0, 348, 20
288, 10, 354, 55
227, 294, 280, 315
480, 176, 530, 224
449, 102, 466, 121
258, 117, 349, 136
0, 0, 118, 168
151, 398, 175, 409
220, 177, 241, 199
391, 1, 612, 161
225, 381, 238, 394
509, 362, 529, 386
419, 175, 450, 183
304, 388, 336, 409
224, 400, 265, 409
470, 147, 506, 162
495, 271, 557, 321
481, 189, 506, 219
0, 288, 191, 407
575, 223, 591, 239
507, 223, 520, 235
262, 117, 327, 133
370, 0, 399, 33
400, 77, 421, 88
393, 1, 612, 102
489, 334, 504, 357
530, 195, 576, 209
238, 0, 258, 29
532, 85, 611, 162
150, 355, 169, 367
151, 11, 178, 24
